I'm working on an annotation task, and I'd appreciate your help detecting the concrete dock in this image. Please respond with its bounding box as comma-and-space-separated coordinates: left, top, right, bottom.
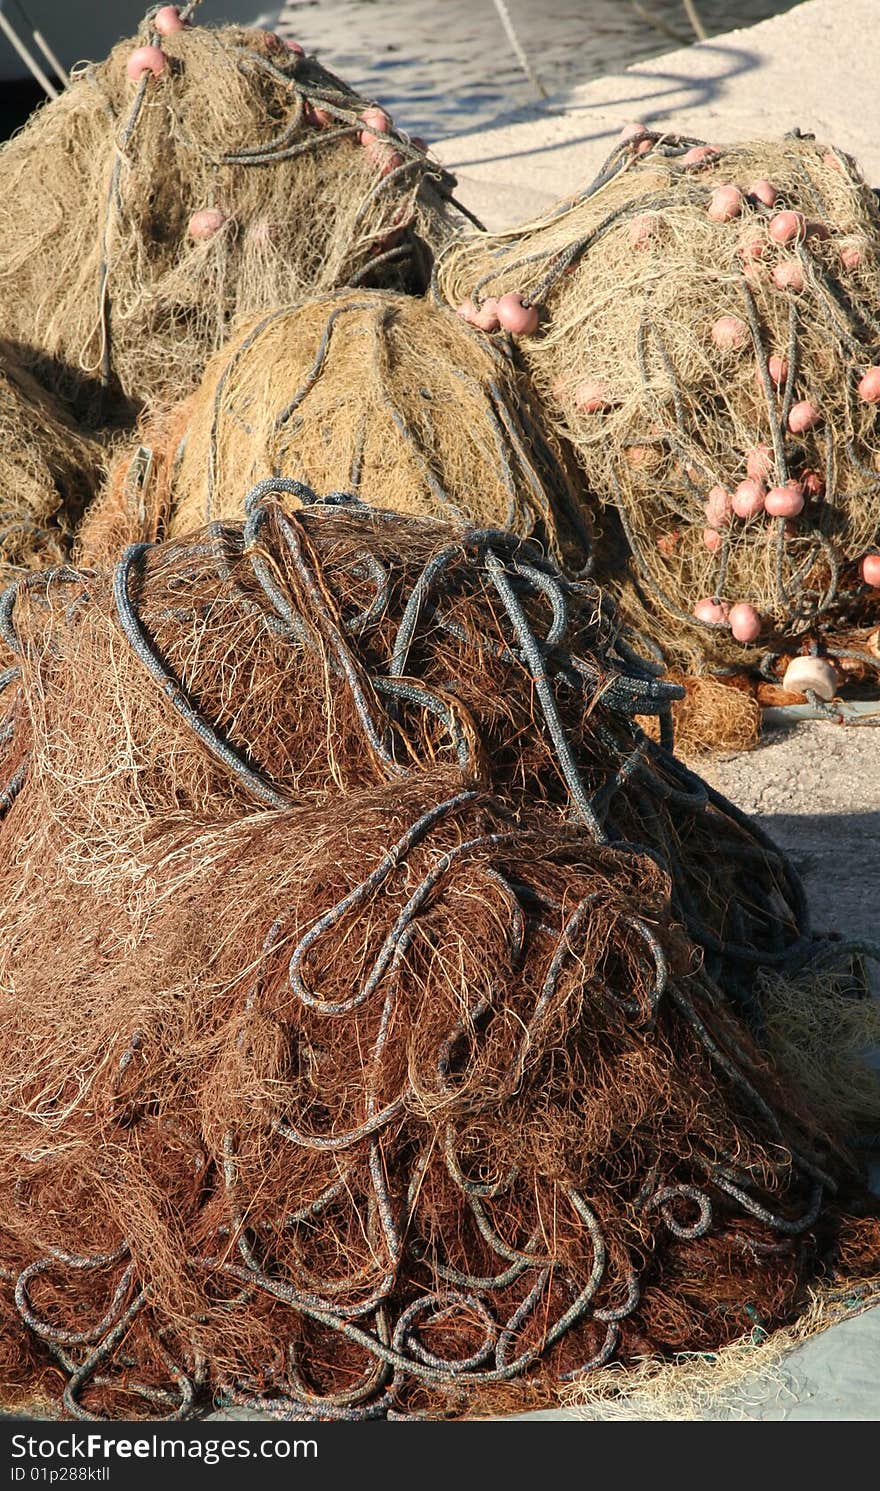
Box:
437, 0, 880, 230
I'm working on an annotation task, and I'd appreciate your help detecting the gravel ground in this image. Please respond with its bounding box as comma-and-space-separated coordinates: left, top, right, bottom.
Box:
707, 720, 880, 948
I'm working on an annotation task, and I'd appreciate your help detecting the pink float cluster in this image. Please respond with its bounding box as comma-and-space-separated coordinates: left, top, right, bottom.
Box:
601, 145, 880, 642
457, 292, 539, 337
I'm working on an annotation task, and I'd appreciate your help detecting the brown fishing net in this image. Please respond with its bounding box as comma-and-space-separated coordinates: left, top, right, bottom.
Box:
1, 489, 876, 1419
638, 673, 762, 759
0, 348, 103, 589
76, 290, 589, 563
0, 12, 467, 426
434, 130, 880, 686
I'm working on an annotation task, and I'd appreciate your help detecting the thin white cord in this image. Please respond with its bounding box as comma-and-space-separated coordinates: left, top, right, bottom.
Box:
682, 1, 708, 42
0, 9, 59, 98
627, 1, 690, 46
32, 28, 70, 87
491, 0, 548, 101
7, 0, 69, 83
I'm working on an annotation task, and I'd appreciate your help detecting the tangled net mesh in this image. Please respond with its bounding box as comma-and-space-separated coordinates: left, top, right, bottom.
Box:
435, 130, 880, 682
0, 489, 877, 1419
77, 290, 590, 564
0, 347, 103, 589
637, 672, 762, 759
0, 13, 467, 425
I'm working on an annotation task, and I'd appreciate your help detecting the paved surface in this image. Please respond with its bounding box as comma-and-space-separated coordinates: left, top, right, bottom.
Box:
436, 0, 880, 229
272, 1, 803, 142
709, 719, 880, 948
514, 1304, 880, 1420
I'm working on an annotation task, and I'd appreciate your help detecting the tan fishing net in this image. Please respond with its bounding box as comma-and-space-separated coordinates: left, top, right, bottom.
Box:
77, 290, 590, 562
0, 348, 102, 588
435, 130, 880, 679
0, 492, 876, 1419
0, 15, 467, 425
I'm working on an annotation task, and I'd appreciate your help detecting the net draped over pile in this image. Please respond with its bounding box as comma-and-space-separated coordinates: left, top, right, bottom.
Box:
435, 131, 880, 675
0, 491, 876, 1420
0, 19, 465, 424
77, 291, 589, 564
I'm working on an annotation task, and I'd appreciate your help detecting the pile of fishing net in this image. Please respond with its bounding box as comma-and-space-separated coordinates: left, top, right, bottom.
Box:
78, 290, 589, 564
1, 488, 877, 1420
0, 347, 102, 589
0, 8, 466, 425
435, 128, 880, 734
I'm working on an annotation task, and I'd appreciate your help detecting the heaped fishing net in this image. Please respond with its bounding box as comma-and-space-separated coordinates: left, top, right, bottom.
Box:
0, 7, 469, 425
0, 490, 877, 1420
76, 290, 590, 564
0, 347, 102, 589
434, 129, 880, 704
